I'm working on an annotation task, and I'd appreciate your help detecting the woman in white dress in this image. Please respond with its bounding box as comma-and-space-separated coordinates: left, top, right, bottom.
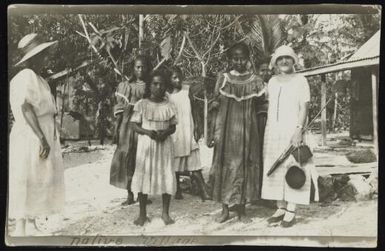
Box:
261, 45, 319, 228
9, 34, 65, 236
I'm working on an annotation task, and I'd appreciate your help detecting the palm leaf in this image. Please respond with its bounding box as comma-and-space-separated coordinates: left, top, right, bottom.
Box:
160, 36, 172, 60
238, 15, 286, 62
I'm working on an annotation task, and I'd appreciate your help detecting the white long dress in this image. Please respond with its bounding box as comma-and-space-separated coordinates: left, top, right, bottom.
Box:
167, 86, 201, 172
130, 99, 177, 196
9, 69, 65, 220
261, 73, 319, 205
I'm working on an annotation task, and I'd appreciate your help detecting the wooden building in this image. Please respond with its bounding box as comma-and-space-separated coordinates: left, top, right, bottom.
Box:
298, 30, 380, 155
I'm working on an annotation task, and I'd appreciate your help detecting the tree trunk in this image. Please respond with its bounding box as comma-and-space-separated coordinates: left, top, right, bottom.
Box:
139, 14, 144, 48
202, 63, 208, 145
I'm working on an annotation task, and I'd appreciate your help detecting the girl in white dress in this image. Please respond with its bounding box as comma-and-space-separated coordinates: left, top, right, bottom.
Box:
167, 66, 210, 201
130, 71, 177, 226
9, 34, 65, 236
261, 45, 319, 228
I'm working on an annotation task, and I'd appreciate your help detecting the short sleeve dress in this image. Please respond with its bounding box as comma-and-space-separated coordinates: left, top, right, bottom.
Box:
9, 69, 65, 220
261, 73, 319, 205
167, 85, 201, 172
209, 70, 265, 205
130, 99, 178, 196
109, 80, 146, 190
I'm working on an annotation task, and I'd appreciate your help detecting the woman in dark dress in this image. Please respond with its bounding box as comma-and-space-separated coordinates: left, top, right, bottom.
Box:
110, 56, 152, 205
209, 43, 265, 223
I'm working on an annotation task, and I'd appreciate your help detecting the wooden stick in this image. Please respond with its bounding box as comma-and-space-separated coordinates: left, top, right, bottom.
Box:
321, 74, 327, 146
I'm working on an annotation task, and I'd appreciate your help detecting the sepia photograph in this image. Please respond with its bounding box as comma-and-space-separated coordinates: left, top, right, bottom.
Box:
5, 4, 380, 247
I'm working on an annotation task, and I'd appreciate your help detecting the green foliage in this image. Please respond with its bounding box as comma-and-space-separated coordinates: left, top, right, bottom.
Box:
8, 12, 381, 138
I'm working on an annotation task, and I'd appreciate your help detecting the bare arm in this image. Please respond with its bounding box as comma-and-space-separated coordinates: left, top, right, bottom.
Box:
188, 90, 200, 141
21, 101, 50, 159
207, 73, 224, 147
113, 113, 123, 144
162, 124, 176, 137
131, 122, 157, 139
157, 124, 176, 142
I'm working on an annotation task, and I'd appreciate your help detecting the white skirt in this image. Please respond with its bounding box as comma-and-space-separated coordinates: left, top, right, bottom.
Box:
9, 115, 65, 219
131, 135, 176, 196
174, 149, 202, 172
261, 123, 318, 205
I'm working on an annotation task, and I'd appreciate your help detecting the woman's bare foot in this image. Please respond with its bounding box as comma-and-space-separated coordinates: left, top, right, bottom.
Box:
133, 216, 150, 226
121, 198, 136, 206
122, 192, 136, 206
161, 214, 175, 225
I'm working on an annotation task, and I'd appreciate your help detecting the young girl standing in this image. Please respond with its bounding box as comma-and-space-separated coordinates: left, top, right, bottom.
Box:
209, 42, 265, 223
130, 71, 177, 226
167, 66, 210, 201
110, 55, 152, 205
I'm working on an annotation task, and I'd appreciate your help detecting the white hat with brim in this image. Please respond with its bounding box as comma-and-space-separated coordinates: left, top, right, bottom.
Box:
269, 45, 299, 69
15, 33, 58, 66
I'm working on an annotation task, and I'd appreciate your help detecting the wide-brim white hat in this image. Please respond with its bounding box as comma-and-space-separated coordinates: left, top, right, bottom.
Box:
15, 33, 58, 66
269, 45, 299, 69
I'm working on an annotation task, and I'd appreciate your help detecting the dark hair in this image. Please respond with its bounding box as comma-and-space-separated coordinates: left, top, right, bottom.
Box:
128, 55, 152, 83
167, 66, 184, 91
169, 66, 183, 79
258, 57, 271, 67
143, 70, 168, 98
227, 42, 250, 59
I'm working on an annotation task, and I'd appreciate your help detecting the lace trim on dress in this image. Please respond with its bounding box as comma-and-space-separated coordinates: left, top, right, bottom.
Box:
219, 73, 266, 102
139, 99, 177, 122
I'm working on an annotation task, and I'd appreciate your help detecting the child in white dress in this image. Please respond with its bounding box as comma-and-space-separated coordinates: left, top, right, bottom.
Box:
130, 71, 177, 226
167, 66, 210, 201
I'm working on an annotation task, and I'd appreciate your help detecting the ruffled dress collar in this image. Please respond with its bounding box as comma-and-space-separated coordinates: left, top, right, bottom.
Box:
219, 72, 265, 102
141, 99, 176, 122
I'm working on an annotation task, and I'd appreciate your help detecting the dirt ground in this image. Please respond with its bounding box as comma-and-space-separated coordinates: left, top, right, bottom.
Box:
53, 135, 377, 237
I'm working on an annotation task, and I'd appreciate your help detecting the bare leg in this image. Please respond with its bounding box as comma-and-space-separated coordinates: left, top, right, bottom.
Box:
122, 190, 135, 206
237, 204, 246, 218
134, 193, 150, 226
161, 194, 175, 225
175, 172, 183, 200
191, 170, 211, 201
216, 203, 230, 223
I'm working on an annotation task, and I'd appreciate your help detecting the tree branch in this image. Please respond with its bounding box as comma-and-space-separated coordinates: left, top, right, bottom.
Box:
185, 31, 203, 62
75, 31, 88, 39
174, 34, 186, 65
153, 57, 167, 71
78, 14, 129, 81
203, 29, 221, 60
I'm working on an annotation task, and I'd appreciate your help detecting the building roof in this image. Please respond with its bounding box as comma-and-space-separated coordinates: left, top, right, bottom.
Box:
298, 30, 380, 77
